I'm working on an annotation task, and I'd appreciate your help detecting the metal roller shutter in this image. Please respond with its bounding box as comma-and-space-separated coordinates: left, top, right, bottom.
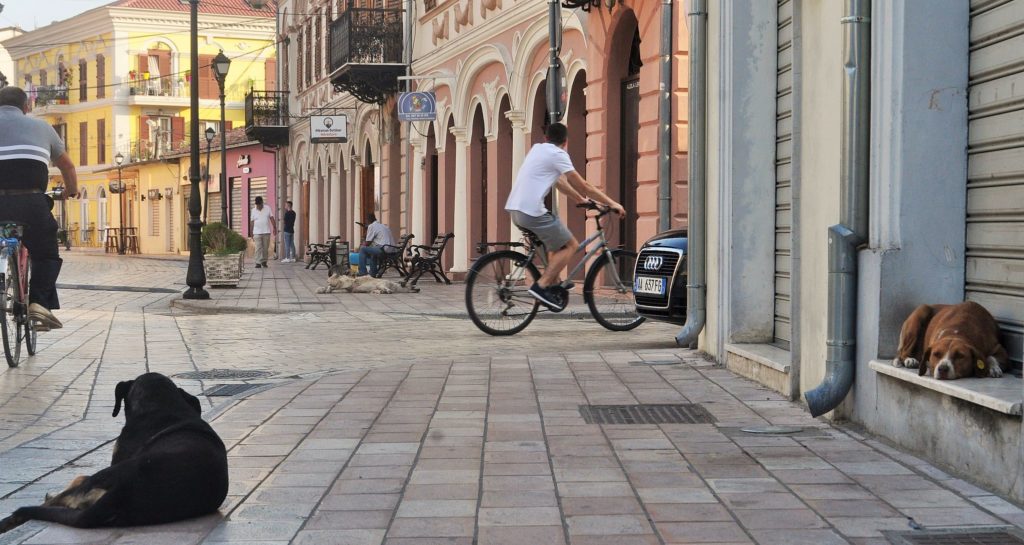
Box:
774, 0, 795, 349
968, 0, 1024, 373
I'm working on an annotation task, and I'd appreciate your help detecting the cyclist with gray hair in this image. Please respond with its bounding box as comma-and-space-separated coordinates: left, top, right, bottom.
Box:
0, 86, 79, 330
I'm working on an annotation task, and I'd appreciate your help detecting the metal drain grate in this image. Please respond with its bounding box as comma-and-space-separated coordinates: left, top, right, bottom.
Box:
884, 527, 1024, 545
202, 383, 268, 397
579, 404, 716, 425
175, 369, 274, 380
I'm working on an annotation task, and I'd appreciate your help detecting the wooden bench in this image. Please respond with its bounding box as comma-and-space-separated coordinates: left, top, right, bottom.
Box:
402, 233, 454, 288
306, 236, 342, 271
372, 233, 414, 278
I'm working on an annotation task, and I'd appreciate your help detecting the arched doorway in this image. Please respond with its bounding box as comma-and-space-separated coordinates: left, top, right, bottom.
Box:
494, 95, 513, 243
566, 70, 589, 273
361, 140, 375, 227
425, 123, 439, 239
605, 12, 642, 252
469, 105, 487, 250
335, 151, 347, 239
529, 80, 555, 214
387, 105, 403, 230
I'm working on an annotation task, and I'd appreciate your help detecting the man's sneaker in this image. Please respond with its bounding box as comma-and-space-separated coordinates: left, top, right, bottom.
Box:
32, 322, 50, 332
28, 303, 62, 329
528, 283, 562, 310
255, 263, 263, 268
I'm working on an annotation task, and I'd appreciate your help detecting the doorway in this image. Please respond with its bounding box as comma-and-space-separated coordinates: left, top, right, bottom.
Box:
620, 76, 640, 253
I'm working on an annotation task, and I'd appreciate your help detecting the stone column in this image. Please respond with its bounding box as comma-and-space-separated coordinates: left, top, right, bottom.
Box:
329, 162, 342, 238
450, 126, 469, 272
308, 168, 320, 242
410, 138, 426, 243
505, 110, 528, 240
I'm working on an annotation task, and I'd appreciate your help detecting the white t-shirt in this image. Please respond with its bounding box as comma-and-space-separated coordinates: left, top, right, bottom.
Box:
250, 206, 274, 235
505, 143, 576, 217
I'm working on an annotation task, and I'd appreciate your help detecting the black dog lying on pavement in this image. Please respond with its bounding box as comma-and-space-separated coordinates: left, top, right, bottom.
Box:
0, 373, 228, 531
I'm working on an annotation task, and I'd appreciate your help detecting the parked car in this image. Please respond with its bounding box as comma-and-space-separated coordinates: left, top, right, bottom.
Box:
632, 230, 688, 324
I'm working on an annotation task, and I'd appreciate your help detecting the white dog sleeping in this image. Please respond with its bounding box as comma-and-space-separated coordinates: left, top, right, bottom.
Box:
316, 274, 420, 295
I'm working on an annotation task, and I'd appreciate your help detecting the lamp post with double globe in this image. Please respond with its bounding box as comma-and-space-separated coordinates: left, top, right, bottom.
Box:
212, 51, 231, 225
113, 152, 126, 255
181, 0, 208, 299
204, 126, 215, 223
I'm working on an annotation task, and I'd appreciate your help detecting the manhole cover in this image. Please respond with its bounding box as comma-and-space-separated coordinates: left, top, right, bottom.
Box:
174, 369, 274, 380
202, 383, 268, 397
580, 404, 716, 425
884, 527, 1024, 545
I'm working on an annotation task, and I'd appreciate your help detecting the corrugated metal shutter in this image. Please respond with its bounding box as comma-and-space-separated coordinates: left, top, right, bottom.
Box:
774, 0, 794, 349
968, 0, 1024, 372
250, 177, 268, 207
231, 178, 243, 234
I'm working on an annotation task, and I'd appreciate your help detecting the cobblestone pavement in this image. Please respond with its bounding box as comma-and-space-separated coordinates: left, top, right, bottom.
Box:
1, 253, 1022, 544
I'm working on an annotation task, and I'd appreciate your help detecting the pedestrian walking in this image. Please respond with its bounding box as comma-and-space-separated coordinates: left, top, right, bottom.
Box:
249, 196, 276, 269
281, 200, 297, 263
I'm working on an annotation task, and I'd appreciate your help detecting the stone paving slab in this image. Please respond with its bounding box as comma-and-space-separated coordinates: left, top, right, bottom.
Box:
4, 350, 1023, 545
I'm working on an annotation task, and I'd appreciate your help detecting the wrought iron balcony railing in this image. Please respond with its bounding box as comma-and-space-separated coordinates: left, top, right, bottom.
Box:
34, 85, 70, 107
245, 90, 290, 146
329, 1, 405, 104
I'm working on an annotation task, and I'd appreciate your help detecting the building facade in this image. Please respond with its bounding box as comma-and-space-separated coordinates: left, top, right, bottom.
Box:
4, 0, 276, 250
267, 0, 688, 273
700, 0, 1023, 502
0, 27, 25, 88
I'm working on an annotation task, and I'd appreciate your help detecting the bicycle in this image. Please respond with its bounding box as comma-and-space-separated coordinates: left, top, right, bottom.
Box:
0, 222, 37, 367
466, 201, 645, 336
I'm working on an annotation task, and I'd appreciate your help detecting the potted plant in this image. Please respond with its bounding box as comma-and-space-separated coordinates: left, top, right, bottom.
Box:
201, 222, 247, 287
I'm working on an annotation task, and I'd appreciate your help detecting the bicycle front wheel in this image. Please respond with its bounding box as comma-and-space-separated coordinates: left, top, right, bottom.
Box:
466, 250, 541, 336
1, 256, 23, 367
585, 250, 646, 332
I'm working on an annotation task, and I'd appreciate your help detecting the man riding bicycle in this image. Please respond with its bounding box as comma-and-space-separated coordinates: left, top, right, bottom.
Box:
505, 122, 625, 310
0, 87, 79, 330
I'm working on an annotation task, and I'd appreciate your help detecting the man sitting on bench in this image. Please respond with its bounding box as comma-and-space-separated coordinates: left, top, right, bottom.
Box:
357, 213, 395, 277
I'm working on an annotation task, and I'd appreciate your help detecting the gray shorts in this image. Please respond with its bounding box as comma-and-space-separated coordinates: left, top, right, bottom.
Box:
511, 211, 574, 250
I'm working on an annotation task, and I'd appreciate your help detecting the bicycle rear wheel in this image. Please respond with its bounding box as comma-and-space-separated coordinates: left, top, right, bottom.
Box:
585, 250, 645, 332
23, 259, 36, 356
1, 255, 23, 367
466, 250, 541, 336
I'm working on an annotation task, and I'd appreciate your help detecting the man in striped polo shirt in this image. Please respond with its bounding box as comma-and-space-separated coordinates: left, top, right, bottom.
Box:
0, 86, 78, 330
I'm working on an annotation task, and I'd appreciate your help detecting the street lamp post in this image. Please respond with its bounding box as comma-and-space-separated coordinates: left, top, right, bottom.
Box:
114, 152, 125, 255
212, 50, 231, 226
182, 0, 209, 299
204, 126, 215, 223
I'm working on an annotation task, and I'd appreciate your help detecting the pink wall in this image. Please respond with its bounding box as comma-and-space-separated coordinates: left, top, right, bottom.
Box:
226, 143, 278, 237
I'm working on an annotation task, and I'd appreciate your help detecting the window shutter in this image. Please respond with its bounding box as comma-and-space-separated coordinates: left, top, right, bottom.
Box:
96, 55, 105, 98
138, 54, 149, 74
79, 121, 88, 166
79, 60, 87, 102
225, 121, 233, 131
171, 117, 184, 148
199, 54, 216, 99
140, 115, 151, 141
97, 119, 105, 164
264, 59, 277, 91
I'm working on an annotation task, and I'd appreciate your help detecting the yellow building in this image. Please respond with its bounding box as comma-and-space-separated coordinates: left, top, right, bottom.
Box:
3, 0, 276, 251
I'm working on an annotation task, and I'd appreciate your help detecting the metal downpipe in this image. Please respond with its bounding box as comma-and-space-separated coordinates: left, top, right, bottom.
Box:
804, 0, 871, 418
546, 0, 564, 125
675, 0, 707, 347
658, 0, 674, 232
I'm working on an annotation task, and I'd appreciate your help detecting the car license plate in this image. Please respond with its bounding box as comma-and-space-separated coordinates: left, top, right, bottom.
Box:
633, 276, 665, 296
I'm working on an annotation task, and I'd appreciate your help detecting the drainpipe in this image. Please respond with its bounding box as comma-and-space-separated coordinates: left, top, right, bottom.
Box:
404, 0, 413, 233
804, 0, 870, 418
675, 0, 707, 348
658, 0, 674, 233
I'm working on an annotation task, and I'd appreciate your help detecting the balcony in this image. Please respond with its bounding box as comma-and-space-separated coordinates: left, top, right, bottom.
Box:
329, 1, 405, 104
127, 77, 190, 107
123, 138, 176, 164
245, 90, 290, 146
33, 85, 70, 114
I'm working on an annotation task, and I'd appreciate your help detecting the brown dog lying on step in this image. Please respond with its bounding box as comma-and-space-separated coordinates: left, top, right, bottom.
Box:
316, 273, 420, 294
0, 373, 227, 531
893, 301, 1008, 380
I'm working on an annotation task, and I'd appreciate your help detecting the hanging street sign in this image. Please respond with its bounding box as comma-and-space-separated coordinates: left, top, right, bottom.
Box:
310, 115, 348, 143
398, 91, 437, 122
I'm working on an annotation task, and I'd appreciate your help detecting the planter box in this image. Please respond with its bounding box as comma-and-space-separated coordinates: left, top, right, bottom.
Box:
204, 252, 244, 287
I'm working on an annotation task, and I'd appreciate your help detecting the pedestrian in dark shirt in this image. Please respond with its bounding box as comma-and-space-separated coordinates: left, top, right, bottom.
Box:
281, 201, 297, 263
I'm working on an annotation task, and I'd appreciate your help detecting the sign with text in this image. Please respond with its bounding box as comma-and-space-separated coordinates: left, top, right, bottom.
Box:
310, 115, 348, 143
398, 91, 437, 122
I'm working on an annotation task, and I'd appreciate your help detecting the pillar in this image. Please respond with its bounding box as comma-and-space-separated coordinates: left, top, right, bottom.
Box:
329, 163, 342, 238
450, 126, 469, 272
411, 139, 426, 243
505, 110, 528, 240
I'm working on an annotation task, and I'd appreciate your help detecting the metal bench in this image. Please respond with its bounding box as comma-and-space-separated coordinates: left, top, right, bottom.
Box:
306, 236, 342, 271
372, 233, 414, 278
402, 233, 454, 288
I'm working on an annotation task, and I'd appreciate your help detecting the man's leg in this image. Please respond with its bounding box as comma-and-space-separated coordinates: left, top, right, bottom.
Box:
357, 246, 370, 275
366, 247, 384, 276
284, 233, 295, 260
259, 235, 270, 265
538, 238, 579, 288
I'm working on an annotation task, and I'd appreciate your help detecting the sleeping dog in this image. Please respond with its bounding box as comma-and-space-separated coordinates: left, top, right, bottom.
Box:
316, 273, 420, 294
893, 301, 1009, 380
0, 373, 228, 530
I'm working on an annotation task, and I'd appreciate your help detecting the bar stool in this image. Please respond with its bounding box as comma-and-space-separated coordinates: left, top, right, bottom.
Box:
105, 228, 120, 253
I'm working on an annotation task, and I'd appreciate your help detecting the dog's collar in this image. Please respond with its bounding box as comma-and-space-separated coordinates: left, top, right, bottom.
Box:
143, 421, 223, 449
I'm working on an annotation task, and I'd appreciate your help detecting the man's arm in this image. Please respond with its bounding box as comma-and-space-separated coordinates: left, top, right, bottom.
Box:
249, 216, 254, 238
270, 216, 277, 235
53, 153, 78, 197
555, 176, 586, 203
565, 171, 626, 216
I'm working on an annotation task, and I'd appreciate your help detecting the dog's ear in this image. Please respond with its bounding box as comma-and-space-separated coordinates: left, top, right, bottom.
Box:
178, 388, 202, 414
112, 380, 135, 417
969, 346, 987, 378
918, 348, 931, 377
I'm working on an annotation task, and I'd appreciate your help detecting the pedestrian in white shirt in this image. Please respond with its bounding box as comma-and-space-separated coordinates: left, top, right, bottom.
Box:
358, 213, 394, 277
249, 196, 277, 269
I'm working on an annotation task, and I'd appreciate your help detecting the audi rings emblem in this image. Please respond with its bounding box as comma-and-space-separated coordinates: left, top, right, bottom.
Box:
643, 255, 664, 271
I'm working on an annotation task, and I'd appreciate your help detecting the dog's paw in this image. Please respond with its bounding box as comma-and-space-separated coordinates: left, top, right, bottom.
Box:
902, 357, 919, 369
987, 357, 1004, 378
316, 287, 327, 294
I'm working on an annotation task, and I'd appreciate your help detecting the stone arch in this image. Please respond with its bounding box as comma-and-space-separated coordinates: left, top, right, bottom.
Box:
602, 6, 641, 252
453, 46, 508, 128
509, 18, 587, 112
564, 68, 588, 247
